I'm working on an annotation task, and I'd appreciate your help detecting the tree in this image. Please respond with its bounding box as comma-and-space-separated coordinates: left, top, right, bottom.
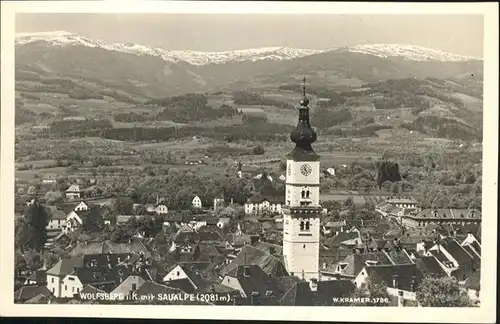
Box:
21, 201, 50, 252
44, 191, 63, 205
113, 197, 134, 215
349, 278, 390, 306
252, 145, 265, 155
416, 276, 471, 307
343, 197, 355, 210
82, 206, 104, 233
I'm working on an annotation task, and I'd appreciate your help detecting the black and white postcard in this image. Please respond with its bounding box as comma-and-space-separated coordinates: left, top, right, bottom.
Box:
1, 1, 498, 322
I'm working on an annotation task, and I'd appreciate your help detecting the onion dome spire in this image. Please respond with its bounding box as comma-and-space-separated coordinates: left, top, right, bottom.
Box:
288, 77, 320, 161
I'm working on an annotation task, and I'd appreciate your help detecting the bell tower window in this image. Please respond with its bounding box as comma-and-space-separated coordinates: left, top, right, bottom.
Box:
300, 221, 305, 231
301, 190, 306, 198
305, 221, 310, 231
306, 190, 310, 198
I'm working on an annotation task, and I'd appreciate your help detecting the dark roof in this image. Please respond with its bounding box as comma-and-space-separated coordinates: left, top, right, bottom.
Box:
134, 281, 210, 305
364, 264, 423, 291
164, 278, 196, 294
414, 256, 447, 278
280, 280, 355, 306
172, 230, 225, 244
323, 231, 360, 249
429, 249, 450, 265
14, 285, 51, 302
26, 270, 47, 285
252, 241, 283, 256
226, 233, 252, 247
441, 239, 473, 265
463, 271, 480, 291
339, 251, 392, 277
463, 245, 481, 264
470, 241, 481, 256
224, 265, 286, 300
69, 239, 150, 256
385, 249, 412, 264
180, 264, 208, 291
79, 284, 106, 295
412, 208, 481, 220
24, 293, 51, 304
46, 256, 84, 276
221, 245, 288, 278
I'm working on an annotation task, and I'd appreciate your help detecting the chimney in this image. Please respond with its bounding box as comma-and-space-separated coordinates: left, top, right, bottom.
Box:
392, 275, 399, 288
398, 290, 404, 307
309, 278, 318, 292
410, 276, 416, 292
243, 265, 250, 277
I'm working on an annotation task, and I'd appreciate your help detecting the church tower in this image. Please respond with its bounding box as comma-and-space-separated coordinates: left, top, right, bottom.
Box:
282, 77, 321, 282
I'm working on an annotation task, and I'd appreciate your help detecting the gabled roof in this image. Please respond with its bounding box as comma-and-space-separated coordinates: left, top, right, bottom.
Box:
221, 245, 288, 278
14, 285, 51, 302
164, 278, 196, 294
462, 245, 481, 264
224, 264, 286, 300
363, 263, 424, 291
440, 238, 474, 265
279, 280, 355, 306
384, 249, 413, 265
46, 256, 84, 276
65, 184, 81, 192
79, 284, 106, 295
111, 275, 147, 295
414, 256, 447, 278
338, 251, 392, 277
26, 269, 47, 285
252, 241, 283, 256
25, 293, 51, 304
323, 231, 360, 249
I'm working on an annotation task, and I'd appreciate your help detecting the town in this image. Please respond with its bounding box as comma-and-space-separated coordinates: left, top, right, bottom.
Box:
14, 81, 481, 307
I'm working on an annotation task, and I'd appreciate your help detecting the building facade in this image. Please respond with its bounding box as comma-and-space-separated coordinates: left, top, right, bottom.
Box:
282, 78, 321, 282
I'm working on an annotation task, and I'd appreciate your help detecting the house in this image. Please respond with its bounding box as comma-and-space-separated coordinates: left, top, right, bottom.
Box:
42, 174, 57, 185
425, 238, 475, 281
354, 263, 424, 305
328, 251, 393, 280
65, 210, 84, 233
220, 265, 286, 303
24, 269, 47, 286
46, 256, 84, 298
109, 275, 147, 301
325, 167, 335, 176
69, 239, 151, 257
244, 195, 284, 215
155, 203, 168, 215
463, 271, 480, 305
65, 185, 82, 200
220, 245, 288, 278
280, 279, 355, 306
192, 195, 203, 209
45, 206, 67, 231
162, 262, 210, 293
213, 197, 225, 211
413, 256, 447, 278
385, 196, 419, 209
45, 232, 71, 250
14, 285, 51, 303
322, 220, 347, 235
401, 208, 481, 228
116, 215, 145, 226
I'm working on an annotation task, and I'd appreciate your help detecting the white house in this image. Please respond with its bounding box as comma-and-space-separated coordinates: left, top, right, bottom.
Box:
244, 196, 283, 215
42, 174, 57, 185
65, 211, 83, 233
213, 197, 225, 211
45, 206, 67, 231
163, 264, 191, 282
326, 168, 335, 176
354, 264, 423, 305
65, 185, 82, 200
46, 257, 83, 298
155, 203, 168, 215
192, 196, 202, 209
74, 201, 89, 212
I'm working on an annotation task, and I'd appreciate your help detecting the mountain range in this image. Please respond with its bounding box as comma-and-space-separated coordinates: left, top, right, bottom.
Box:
15, 31, 483, 98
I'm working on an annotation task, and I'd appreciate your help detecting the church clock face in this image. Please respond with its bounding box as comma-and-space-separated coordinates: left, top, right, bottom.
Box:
300, 164, 312, 176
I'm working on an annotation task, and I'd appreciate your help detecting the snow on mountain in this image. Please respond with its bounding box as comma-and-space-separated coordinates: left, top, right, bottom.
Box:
15, 31, 326, 65
348, 44, 481, 62
15, 31, 481, 65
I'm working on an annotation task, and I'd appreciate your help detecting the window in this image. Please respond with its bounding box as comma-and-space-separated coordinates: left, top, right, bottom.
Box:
52, 278, 54, 283
305, 221, 310, 230
306, 190, 310, 198
132, 283, 137, 291
300, 221, 304, 230
65, 285, 67, 291
176, 271, 180, 276
301, 190, 305, 198
77, 288, 79, 293
303, 244, 306, 249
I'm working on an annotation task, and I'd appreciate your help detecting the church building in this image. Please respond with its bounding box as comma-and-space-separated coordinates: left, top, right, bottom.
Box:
282, 78, 322, 282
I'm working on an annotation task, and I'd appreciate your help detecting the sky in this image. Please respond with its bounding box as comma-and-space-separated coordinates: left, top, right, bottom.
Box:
16, 14, 484, 56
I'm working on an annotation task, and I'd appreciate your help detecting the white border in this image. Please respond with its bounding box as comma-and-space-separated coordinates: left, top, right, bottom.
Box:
1, 2, 498, 322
